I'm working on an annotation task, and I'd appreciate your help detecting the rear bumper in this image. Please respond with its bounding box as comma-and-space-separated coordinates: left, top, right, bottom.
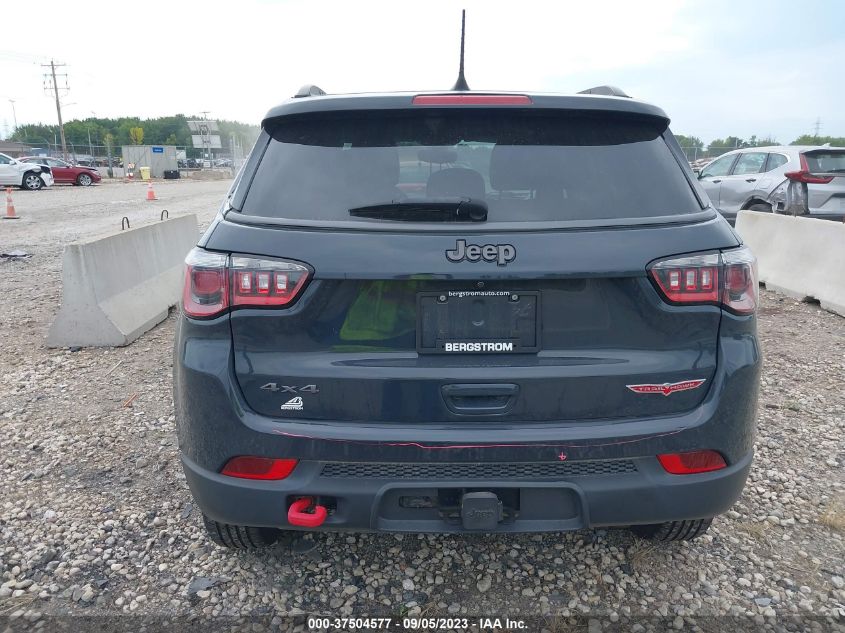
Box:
182, 450, 753, 533
174, 309, 760, 533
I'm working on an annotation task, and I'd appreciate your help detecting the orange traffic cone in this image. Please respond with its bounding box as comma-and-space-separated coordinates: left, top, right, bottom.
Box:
146, 181, 157, 201
3, 187, 19, 220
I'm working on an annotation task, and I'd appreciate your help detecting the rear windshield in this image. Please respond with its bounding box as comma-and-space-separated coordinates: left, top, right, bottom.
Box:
804, 151, 845, 173
240, 110, 702, 224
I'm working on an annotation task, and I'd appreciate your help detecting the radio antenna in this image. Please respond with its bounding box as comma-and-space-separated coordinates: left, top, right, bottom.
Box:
451, 10, 470, 91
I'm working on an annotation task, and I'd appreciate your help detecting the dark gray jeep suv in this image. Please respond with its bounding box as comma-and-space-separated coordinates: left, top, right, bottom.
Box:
174, 86, 760, 549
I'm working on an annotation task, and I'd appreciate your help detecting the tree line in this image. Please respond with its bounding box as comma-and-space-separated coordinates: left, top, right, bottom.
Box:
675, 134, 845, 155
9, 114, 261, 154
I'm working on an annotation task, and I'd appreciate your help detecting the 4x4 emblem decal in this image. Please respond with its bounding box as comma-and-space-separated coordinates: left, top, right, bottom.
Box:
627, 379, 706, 396
446, 239, 516, 266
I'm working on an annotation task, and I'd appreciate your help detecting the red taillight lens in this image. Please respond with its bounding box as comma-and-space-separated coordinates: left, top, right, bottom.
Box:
784, 154, 834, 184
230, 256, 310, 308
183, 250, 228, 318
650, 253, 720, 304
221, 457, 298, 480
648, 247, 757, 315
721, 248, 757, 314
658, 450, 727, 474
182, 249, 312, 318
412, 94, 533, 105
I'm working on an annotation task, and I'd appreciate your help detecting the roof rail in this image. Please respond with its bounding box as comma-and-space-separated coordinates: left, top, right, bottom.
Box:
577, 85, 630, 98
294, 84, 327, 98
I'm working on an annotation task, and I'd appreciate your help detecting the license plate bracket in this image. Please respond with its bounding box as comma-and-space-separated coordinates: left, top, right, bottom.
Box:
416, 290, 540, 354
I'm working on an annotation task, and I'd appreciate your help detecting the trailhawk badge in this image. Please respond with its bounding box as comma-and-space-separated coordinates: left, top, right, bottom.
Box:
281, 396, 304, 411
626, 379, 707, 396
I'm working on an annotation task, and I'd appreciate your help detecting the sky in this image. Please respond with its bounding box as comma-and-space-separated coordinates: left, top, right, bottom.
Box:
1, 0, 843, 145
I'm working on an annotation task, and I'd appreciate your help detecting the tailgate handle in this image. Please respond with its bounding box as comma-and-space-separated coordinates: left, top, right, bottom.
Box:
441, 383, 519, 415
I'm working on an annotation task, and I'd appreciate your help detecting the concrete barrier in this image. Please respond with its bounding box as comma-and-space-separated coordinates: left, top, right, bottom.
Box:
735, 210, 845, 317
47, 214, 198, 347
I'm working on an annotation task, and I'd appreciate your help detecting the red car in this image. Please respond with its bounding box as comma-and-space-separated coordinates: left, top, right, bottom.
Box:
20, 157, 102, 186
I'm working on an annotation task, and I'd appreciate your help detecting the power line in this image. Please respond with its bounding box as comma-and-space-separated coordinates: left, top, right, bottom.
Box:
41, 59, 69, 160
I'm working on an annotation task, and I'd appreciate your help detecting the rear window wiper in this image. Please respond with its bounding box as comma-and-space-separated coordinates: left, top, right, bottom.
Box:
349, 198, 488, 222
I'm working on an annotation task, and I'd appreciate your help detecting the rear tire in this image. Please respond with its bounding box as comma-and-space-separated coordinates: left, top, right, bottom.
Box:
748, 203, 772, 212
202, 514, 281, 549
631, 518, 713, 541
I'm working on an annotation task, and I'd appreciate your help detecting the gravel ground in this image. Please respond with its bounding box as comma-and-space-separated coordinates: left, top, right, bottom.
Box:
0, 182, 844, 630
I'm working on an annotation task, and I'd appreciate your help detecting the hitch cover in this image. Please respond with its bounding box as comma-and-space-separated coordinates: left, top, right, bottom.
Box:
460, 492, 503, 530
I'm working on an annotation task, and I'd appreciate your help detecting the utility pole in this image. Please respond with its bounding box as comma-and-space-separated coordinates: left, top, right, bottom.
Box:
200, 111, 211, 163
88, 111, 96, 162
42, 60, 69, 160
8, 100, 17, 134
812, 117, 822, 140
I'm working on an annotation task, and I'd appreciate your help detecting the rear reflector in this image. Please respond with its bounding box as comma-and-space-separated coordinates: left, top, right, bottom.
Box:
182, 249, 312, 318
221, 457, 298, 480
648, 247, 757, 315
412, 94, 533, 106
658, 450, 727, 475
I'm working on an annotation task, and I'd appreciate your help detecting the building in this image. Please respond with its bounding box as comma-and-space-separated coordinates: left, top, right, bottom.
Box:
120, 145, 178, 178
0, 141, 33, 158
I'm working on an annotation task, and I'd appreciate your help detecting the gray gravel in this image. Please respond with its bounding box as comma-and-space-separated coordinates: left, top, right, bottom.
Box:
1, 182, 844, 626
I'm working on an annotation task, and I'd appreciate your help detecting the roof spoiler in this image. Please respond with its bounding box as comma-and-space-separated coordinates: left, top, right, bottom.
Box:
577, 85, 630, 98
294, 84, 327, 98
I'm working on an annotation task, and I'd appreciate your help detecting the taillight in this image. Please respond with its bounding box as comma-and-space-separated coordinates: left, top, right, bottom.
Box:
721, 248, 757, 314
412, 94, 533, 105
230, 256, 310, 308
182, 249, 311, 318
221, 456, 298, 480
650, 252, 720, 305
784, 154, 834, 184
658, 450, 726, 475
648, 247, 757, 315
183, 249, 228, 318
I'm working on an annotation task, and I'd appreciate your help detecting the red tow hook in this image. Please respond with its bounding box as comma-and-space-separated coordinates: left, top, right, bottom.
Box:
287, 497, 328, 528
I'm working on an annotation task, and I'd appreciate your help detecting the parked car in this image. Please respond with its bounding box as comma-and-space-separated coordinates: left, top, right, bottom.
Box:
174, 85, 760, 549
0, 152, 54, 190
20, 156, 102, 187
698, 146, 845, 224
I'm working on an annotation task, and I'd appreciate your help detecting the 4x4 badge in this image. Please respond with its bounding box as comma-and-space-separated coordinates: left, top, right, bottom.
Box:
627, 379, 706, 396
446, 239, 515, 266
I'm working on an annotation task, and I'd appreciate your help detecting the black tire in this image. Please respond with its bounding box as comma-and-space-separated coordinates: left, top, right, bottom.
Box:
76, 173, 94, 186
201, 514, 280, 549
631, 518, 712, 542
22, 171, 43, 191
748, 203, 772, 212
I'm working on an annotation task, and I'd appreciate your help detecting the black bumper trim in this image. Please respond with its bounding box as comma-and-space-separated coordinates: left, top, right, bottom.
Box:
181, 450, 752, 534
320, 459, 637, 479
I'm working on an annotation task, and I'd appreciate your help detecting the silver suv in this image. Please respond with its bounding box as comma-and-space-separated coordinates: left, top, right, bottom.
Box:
698, 145, 845, 223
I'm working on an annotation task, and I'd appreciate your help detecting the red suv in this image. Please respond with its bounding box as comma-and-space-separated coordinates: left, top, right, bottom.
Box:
20, 157, 102, 186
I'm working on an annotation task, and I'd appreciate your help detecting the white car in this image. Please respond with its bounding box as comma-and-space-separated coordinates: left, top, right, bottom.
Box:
0, 152, 54, 190
698, 145, 845, 223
